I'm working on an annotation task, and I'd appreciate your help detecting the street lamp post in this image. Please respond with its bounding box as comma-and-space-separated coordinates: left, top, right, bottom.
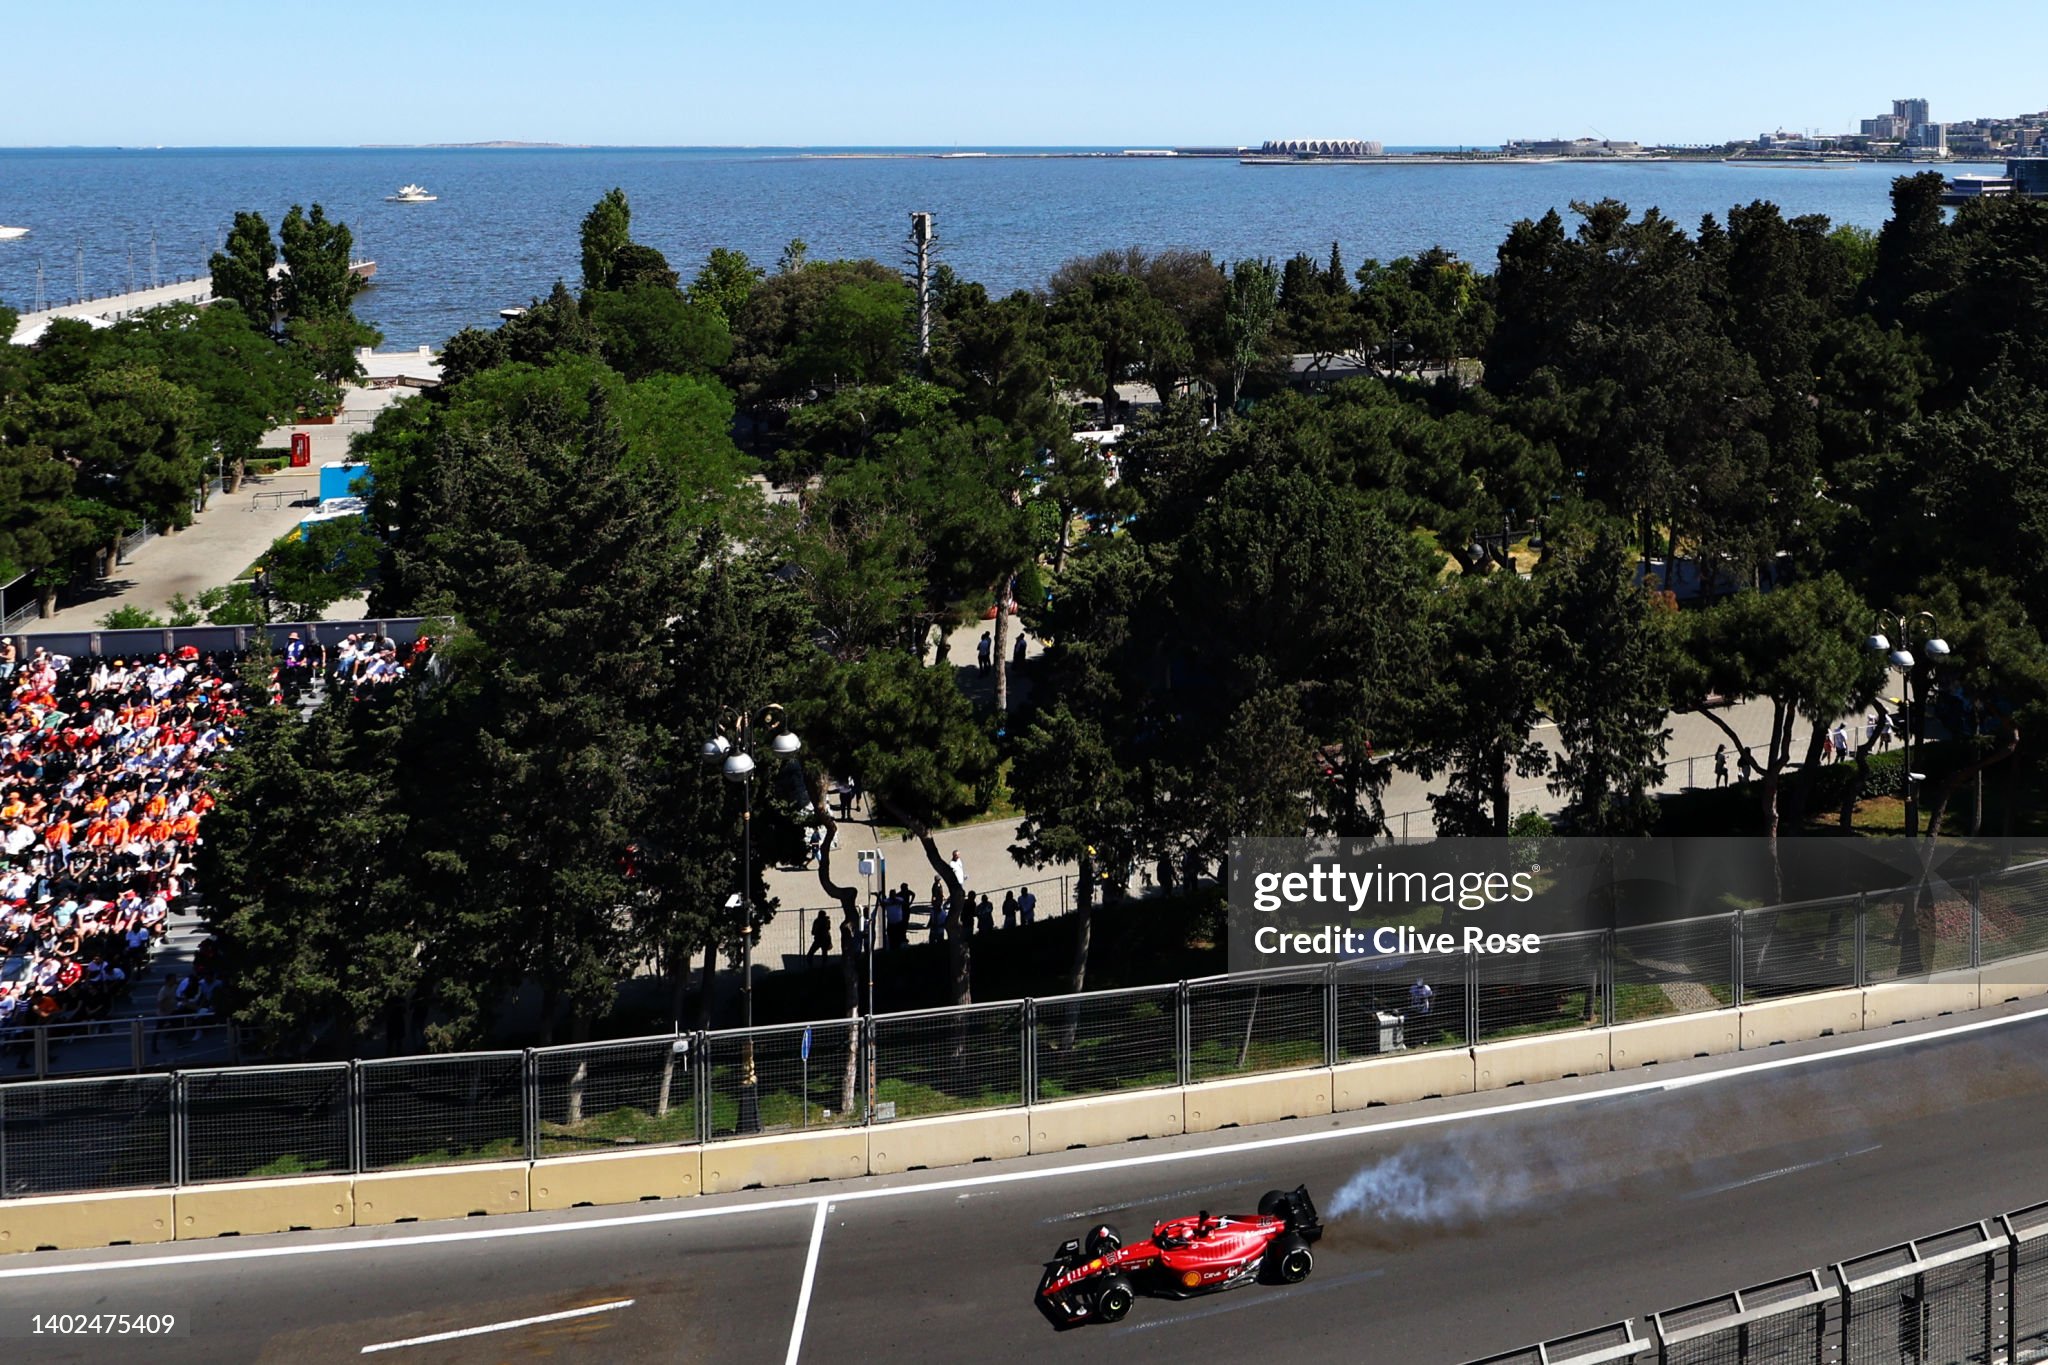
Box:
1867, 611, 1950, 839
702, 704, 802, 1135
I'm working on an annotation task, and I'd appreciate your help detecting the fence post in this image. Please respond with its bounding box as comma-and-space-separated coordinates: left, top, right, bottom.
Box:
130, 1019, 143, 1073
33, 1026, 47, 1080
1601, 929, 1616, 1026
522, 1049, 538, 1163
1022, 1000, 1037, 1105
170, 1073, 187, 1187
1174, 981, 1190, 1088
347, 1060, 364, 1174
1854, 893, 1868, 987
695, 1032, 713, 1141
1970, 876, 1983, 970
1464, 949, 1481, 1045
1323, 960, 1338, 1068
1732, 910, 1745, 1008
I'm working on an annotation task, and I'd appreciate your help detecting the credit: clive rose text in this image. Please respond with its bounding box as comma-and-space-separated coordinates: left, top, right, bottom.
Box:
1252, 925, 1544, 956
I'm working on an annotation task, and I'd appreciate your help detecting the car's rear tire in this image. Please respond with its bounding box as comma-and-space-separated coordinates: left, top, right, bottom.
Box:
1095, 1276, 1135, 1323
1257, 1189, 1291, 1217
1085, 1223, 1122, 1257
1270, 1236, 1313, 1283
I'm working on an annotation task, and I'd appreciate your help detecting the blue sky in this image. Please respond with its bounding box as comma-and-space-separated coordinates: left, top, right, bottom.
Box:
10, 1, 2041, 147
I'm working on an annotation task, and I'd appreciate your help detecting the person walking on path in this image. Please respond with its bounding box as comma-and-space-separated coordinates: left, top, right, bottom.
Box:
1714, 744, 1729, 789
927, 897, 948, 944
1001, 890, 1018, 929
976, 631, 992, 673
1018, 886, 1037, 925
975, 894, 995, 934
948, 850, 968, 895
807, 910, 832, 960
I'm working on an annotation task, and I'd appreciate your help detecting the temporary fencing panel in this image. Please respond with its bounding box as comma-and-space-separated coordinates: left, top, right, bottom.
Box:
1462, 1321, 1652, 1364
1741, 896, 1859, 1001
703, 1020, 862, 1140
1474, 930, 1607, 1042
1977, 861, 2048, 965
1333, 949, 1468, 1056
1613, 914, 1736, 1022
1184, 967, 1329, 1080
2002, 1201, 2048, 1359
1836, 1222, 2006, 1365
0, 1074, 173, 1195
532, 1037, 702, 1157
1031, 983, 1180, 1101
1860, 885, 1974, 982
868, 1002, 1026, 1121
356, 1052, 524, 1170
1650, 1272, 1838, 1365
180, 1063, 352, 1183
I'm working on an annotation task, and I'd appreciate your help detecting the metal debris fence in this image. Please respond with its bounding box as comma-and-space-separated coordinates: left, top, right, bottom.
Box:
1468, 1201, 2048, 1364
6, 864, 2047, 1198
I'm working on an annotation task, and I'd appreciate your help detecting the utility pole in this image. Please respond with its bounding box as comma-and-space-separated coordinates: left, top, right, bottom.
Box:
908, 211, 935, 369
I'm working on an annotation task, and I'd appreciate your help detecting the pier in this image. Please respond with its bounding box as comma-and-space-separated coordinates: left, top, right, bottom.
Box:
8, 259, 376, 345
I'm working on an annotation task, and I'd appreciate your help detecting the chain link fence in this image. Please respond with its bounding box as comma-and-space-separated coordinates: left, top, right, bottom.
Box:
1978, 861, 2048, 964
1185, 967, 1329, 1081
181, 1064, 351, 1183
1474, 929, 1607, 1041
533, 1037, 699, 1157
0, 1074, 173, 1195
1334, 949, 1469, 1056
1032, 983, 1180, 1101
1861, 885, 1975, 982
870, 1002, 1026, 1121
704, 1020, 863, 1140
1742, 895, 1860, 1001
357, 1053, 525, 1170
1614, 914, 1737, 1022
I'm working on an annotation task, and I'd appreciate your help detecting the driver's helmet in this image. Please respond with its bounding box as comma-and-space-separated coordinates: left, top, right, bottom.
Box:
1085, 1224, 1122, 1257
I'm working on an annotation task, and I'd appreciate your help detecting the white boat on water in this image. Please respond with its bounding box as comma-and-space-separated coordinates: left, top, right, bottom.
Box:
384, 183, 437, 203
0, 226, 27, 240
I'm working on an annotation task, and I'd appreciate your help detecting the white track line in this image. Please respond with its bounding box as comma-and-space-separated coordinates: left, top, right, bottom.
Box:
359, 1298, 633, 1353
783, 1201, 830, 1365
4, 1001, 2045, 1281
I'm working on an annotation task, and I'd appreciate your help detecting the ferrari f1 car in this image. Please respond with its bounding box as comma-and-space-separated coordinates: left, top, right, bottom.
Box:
1036, 1185, 1323, 1326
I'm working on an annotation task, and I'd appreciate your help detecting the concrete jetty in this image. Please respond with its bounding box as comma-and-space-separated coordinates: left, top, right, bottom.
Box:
8, 259, 377, 345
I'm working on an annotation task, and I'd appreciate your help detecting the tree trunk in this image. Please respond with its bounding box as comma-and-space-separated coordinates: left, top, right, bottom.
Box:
884, 798, 970, 1006
1488, 747, 1510, 838
227, 455, 246, 496
695, 939, 716, 1030
807, 772, 864, 1116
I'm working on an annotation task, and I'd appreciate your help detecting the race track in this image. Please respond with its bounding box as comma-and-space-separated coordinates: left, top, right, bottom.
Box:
11, 1002, 2048, 1364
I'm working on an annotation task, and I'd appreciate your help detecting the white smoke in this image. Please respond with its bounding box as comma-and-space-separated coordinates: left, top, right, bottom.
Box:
1326, 1143, 1536, 1228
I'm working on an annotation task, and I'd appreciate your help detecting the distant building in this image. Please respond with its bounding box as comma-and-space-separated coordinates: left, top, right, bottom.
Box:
1908, 122, 1949, 155
1895, 98, 1932, 131
1259, 139, 1385, 157
1862, 114, 1906, 139
1502, 137, 1642, 157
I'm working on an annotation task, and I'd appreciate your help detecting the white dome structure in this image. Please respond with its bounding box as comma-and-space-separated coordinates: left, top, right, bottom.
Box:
1260, 139, 1385, 157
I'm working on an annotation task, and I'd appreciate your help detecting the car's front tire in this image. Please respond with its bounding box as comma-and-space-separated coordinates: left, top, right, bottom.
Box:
1095, 1276, 1135, 1323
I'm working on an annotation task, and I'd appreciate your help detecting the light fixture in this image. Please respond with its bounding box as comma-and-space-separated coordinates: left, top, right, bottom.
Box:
1866, 633, 1890, 653
771, 731, 803, 757
701, 735, 730, 765
1925, 638, 1951, 658
1889, 648, 1915, 670
722, 751, 756, 783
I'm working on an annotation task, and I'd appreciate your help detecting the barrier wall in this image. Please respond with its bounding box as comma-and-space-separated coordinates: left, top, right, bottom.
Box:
529, 1149, 702, 1212
1608, 1013, 1740, 1069
1861, 975, 1982, 1029
353, 1162, 529, 1225
175, 1176, 354, 1239
868, 1111, 1029, 1175
700, 1129, 866, 1195
1027, 1089, 1185, 1154
1182, 1070, 1332, 1134
1738, 989, 1865, 1047
1473, 1031, 1613, 1090
9, 975, 2047, 1254
1331, 1048, 1476, 1109
1979, 959, 2048, 1005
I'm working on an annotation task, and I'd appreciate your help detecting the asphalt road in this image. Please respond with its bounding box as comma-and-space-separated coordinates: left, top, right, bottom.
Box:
11, 1003, 2048, 1365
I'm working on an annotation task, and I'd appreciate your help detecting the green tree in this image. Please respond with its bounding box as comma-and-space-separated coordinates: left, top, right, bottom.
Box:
262, 518, 382, 621
689, 247, 765, 326
208, 210, 279, 332
1411, 572, 1553, 837
588, 283, 732, 381
1219, 257, 1280, 412
279, 203, 365, 321
579, 188, 634, 295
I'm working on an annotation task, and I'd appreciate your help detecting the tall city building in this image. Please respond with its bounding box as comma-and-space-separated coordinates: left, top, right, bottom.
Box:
1894, 98, 1931, 131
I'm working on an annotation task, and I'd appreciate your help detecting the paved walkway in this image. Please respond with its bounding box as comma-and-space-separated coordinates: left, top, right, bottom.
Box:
21, 382, 409, 632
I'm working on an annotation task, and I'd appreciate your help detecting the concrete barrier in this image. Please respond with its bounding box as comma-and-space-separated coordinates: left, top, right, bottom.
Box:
0, 1189, 173, 1252
1028, 1089, 1184, 1154
1862, 975, 1982, 1029
1979, 954, 2048, 1005
353, 1162, 529, 1225
529, 1148, 703, 1212
174, 1176, 353, 1240
869, 1110, 1030, 1175
700, 1128, 867, 1195
1331, 1048, 1475, 1110
1739, 989, 1864, 1048
1182, 1070, 1332, 1135
1608, 1011, 1740, 1068
1473, 1030, 1612, 1090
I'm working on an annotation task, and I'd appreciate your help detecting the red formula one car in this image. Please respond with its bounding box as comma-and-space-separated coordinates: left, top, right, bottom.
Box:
1036, 1185, 1323, 1327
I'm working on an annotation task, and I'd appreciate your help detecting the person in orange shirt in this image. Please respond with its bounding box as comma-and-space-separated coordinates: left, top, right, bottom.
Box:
0, 793, 23, 822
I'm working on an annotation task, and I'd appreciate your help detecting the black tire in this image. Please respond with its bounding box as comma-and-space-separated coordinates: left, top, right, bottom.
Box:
1269, 1236, 1313, 1284
1085, 1223, 1122, 1257
1095, 1276, 1135, 1323
1257, 1189, 1291, 1217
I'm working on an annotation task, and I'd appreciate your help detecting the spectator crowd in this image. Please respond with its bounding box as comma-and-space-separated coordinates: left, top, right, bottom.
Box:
0, 638, 246, 1059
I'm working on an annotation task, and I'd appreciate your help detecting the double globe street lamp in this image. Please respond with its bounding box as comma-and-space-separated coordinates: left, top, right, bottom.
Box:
1866, 611, 1949, 839
702, 704, 802, 1134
